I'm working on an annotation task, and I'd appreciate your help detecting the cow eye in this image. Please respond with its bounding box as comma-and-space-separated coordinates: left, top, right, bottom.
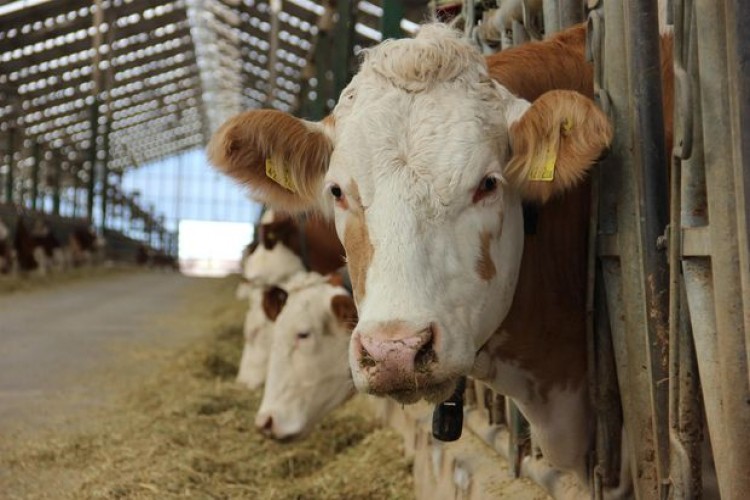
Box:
296, 332, 310, 340
329, 184, 343, 200
473, 174, 501, 203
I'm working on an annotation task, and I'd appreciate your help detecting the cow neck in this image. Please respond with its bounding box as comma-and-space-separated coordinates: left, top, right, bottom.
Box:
486, 23, 593, 101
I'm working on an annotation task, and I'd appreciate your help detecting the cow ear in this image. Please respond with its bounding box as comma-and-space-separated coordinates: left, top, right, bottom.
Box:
504, 90, 612, 204
331, 294, 358, 332
262, 286, 289, 321
208, 110, 334, 213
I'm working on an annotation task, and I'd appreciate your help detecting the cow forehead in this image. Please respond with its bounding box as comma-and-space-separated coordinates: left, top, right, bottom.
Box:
330, 90, 509, 212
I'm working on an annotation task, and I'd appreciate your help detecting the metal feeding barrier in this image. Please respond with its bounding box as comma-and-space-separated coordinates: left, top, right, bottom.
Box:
424, 1, 750, 498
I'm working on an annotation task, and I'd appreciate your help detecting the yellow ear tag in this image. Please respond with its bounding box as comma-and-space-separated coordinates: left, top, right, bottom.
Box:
265, 159, 296, 193
527, 118, 573, 182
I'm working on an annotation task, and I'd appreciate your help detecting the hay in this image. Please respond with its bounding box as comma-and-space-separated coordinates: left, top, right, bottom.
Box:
0, 275, 414, 500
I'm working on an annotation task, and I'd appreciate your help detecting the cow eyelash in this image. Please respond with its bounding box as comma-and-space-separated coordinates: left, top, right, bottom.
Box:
296, 332, 311, 340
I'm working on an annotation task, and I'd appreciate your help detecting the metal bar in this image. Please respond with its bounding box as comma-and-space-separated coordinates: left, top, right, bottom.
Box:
333, 0, 356, 98
264, 0, 282, 107
558, 0, 584, 28
625, 1, 671, 494
4, 126, 15, 204
86, 101, 99, 222
381, 0, 404, 40
726, 0, 750, 391
598, 1, 662, 496
543, 0, 561, 36
52, 151, 62, 216
30, 140, 41, 211
691, 1, 750, 496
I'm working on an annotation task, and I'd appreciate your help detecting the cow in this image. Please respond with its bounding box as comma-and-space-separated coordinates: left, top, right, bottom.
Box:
235, 209, 345, 389
30, 219, 66, 274
69, 226, 105, 267
0, 219, 12, 275
209, 22, 673, 489
14, 217, 39, 273
254, 271, 358, 440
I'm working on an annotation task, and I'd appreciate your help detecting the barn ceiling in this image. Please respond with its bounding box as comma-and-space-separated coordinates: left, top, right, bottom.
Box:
0, 0, 423, 187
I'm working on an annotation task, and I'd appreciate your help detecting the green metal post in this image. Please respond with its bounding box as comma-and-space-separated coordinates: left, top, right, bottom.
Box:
72, 166, 81, 218
87, 101, 99, 222
310, 29, 331, 120
52, 152, 61, 215
381, 0, 404, 40
30, 140, 40, 211
100, 124, 109, 230
333, 0, 356, 97
4, 127, 15, 204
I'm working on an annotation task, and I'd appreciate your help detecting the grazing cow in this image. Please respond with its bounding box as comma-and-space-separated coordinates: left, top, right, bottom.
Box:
30, 219, 66, 274
0, 219, 12, 274
14, 217, 39, 273
236, 209, 345, 389
69, 226, 105, 267
210, 23, 673, 487
255, 271, 358, 440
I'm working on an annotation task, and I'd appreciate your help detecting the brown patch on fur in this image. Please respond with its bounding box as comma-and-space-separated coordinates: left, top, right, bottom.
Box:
487, 24, 594, 101
261, 212, 345, 275
331, 294, 358, 331
491, 182, 591, 400
476, 231, 496, 281
347, 180, 363, 209
481, 25, 674, 402
343, 213, 373, 303
506, 90, 613, 204
262, 286, 288, 321
207, 110, 332, 212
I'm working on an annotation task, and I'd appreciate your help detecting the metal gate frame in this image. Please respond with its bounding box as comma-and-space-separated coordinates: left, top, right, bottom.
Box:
589, 0, 750, 498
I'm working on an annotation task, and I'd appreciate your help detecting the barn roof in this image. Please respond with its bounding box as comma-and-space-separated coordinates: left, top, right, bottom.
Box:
0, 0, 422, 186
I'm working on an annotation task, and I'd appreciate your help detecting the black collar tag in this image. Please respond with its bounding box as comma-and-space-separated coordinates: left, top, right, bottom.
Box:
431, 377, 467, 442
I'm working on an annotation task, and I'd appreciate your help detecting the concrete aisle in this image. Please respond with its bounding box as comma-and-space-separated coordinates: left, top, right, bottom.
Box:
0, 271, 212, 437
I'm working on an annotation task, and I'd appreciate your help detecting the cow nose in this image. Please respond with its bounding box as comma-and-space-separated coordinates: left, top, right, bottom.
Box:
353, 322, 437, 392
255, 413, 274, 435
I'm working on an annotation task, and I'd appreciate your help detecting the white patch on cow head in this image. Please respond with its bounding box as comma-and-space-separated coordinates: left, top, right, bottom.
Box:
325, 25, 527, 403
255, 272, 356, 440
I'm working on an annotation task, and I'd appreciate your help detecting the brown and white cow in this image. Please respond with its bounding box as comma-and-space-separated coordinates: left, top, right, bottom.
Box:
255, 271, 357, 440
235, 209, 345, 389
209, 23, 617, 483
0, 219, 12, 275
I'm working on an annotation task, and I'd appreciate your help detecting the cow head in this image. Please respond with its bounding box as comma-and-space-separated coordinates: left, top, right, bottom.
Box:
210, 24, 611, 404
254, 273, 357, 440
243, 210, 306, 285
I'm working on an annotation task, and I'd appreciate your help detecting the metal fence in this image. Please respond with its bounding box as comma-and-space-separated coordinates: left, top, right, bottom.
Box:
458, 0, 749, 498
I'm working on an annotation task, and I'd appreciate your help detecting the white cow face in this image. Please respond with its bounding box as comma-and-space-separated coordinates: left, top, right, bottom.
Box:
255, 273, 357, 440
243, 212, 305, 286
209, 24, 611, 405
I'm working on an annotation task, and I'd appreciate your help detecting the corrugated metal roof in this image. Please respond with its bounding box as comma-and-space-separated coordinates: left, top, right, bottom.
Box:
0, 0, 425, 191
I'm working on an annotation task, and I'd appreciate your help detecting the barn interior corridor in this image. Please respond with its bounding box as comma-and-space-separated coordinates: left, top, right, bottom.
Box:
0, 272, 220, 437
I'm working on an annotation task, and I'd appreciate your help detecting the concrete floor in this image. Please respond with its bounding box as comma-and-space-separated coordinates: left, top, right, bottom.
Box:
0, 271, 209, 437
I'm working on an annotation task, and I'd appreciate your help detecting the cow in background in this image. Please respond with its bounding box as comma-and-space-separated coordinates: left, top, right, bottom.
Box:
30, 219, 66, 274
235, 209, 345, 389
14, 217, 38, 273
0, 219, 12, 275
69, 226, 105, 267
255, 271, 357, 440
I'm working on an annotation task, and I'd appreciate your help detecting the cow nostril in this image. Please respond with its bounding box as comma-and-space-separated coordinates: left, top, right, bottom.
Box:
360, 344, 376, 369
414, 326, 437, 373
261, 416, 273, 432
